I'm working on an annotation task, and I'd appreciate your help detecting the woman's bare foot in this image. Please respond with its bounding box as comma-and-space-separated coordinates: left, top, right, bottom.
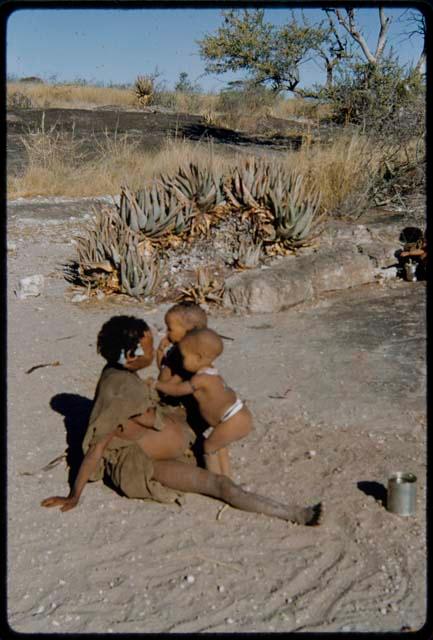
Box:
299, 502, 323, 526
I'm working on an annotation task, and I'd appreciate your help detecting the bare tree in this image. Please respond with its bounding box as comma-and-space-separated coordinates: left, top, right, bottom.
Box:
399, 9, 426, 74
317, 10, 353, 88
331, 7, 392, 65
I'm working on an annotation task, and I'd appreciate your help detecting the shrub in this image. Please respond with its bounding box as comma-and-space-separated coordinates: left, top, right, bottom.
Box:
320, 56, 425, 135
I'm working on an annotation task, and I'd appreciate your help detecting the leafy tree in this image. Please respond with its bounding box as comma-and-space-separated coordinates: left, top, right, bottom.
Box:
198, 9, 328, 93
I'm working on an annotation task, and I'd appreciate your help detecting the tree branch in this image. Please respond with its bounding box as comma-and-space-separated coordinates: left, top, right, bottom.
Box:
335, 8, 376, 64
375, 8, 392, 61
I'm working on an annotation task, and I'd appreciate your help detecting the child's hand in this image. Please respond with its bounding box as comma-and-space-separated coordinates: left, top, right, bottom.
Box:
157, 336, 171, 355
41, 496, 78, 512
156, 336, 171, 369
144, 376, 155, 388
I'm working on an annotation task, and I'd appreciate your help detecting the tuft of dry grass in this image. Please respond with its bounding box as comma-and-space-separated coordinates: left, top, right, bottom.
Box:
281, 133, 384, 214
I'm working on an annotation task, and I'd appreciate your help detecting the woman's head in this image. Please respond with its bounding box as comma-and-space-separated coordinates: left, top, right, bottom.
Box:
165, 302, 207, 344
97, 315, 153, 369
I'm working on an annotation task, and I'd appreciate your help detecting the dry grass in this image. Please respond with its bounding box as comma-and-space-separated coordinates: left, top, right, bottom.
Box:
7, 125, 238, 199
6, 81, 222, 114
281, 133, 384, 214
7, 82, 137, 109
271, 97, 333, 122
8, 94, 418, 215
7, 125, 382, 214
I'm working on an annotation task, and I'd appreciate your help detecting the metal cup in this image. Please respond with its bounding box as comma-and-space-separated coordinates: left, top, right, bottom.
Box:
387, 472, 417, 516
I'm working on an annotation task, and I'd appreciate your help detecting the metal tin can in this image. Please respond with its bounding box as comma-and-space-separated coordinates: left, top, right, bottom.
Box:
387, 472, 417, 516
404, 260, 417, 282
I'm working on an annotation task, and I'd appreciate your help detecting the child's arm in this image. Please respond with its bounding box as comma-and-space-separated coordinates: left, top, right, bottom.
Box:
154, 378, 195, 397
156, 336, 171, 370
157, 366, 181, 384
41, 431, 115, 512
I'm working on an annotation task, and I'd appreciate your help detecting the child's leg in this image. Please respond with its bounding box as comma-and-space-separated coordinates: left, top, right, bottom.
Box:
203, 450, 222, 475
201, 448, 231, 477
218, 447, 231, 477
151, 460, 322, 525
204, 407, 252, 454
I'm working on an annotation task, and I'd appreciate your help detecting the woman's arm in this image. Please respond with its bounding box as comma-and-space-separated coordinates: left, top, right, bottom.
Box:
41, 431, 114, 511
128, 408, 156, 428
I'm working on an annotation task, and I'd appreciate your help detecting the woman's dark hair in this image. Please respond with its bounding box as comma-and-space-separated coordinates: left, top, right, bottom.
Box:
97, 316, 150, 363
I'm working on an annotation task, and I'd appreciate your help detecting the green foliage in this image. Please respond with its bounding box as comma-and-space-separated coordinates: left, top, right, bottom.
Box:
198, 9, 327, 93
19, 76, 44, 84
119, 184, 188, 237
163, 163, 225, 214
313, 55, 425, 132
268, 171, 321, 247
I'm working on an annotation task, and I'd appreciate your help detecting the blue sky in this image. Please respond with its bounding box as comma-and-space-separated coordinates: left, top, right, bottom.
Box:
6, 7, 425, 92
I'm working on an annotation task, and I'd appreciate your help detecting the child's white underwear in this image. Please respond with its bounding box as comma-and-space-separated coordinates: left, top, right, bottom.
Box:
220, 397, 244, 423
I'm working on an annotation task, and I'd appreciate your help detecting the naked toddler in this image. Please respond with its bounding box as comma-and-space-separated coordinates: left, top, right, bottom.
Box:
154, 328, 252, 477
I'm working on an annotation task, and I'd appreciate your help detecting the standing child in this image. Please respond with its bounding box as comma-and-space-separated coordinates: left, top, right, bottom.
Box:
156, 302, 210, 440
156, 301, 207, 383
154, 328, 252, 478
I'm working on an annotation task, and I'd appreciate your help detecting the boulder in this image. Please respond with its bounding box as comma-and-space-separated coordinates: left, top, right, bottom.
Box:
223, 243, 376, 313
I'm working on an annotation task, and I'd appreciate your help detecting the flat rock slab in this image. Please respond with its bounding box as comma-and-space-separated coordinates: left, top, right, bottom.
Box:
224, 242, 377, 313
224, 212, 425, 313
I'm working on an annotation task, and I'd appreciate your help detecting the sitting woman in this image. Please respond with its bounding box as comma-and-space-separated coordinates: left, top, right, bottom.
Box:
41, 315, 321, 526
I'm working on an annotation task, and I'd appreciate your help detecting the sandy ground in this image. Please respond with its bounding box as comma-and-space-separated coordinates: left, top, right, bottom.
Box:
6, 205, 427, 634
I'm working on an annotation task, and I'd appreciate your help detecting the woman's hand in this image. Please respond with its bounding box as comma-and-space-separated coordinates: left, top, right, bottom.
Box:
40, 496, 78, 512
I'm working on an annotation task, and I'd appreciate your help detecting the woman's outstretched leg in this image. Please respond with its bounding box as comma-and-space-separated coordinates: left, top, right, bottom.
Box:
152, 460, 321, 526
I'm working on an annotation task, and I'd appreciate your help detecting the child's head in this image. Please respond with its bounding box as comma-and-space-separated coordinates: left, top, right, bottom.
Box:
97, 315, 153, 369
179, 328, 223, 373
164, 302, 207, 344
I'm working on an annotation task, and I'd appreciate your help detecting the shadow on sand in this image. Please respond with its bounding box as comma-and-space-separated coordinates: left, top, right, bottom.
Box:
50, 393, 93, 488
357, 480, 387, 507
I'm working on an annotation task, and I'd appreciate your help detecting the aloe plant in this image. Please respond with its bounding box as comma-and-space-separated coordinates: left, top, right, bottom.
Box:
119, 183, 190, 237
162, 163, 225, 213
235, 235, 263, 269
267, 171, 321, 247
119, 241, 162, 298
73, 206, 162, 298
